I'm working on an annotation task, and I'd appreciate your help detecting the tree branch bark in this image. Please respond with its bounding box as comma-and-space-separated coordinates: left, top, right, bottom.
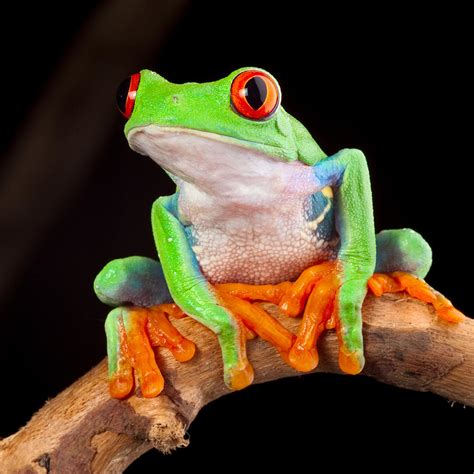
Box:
1, 294, 472, 472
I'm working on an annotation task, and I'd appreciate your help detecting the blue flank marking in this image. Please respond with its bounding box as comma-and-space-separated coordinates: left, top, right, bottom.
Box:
312, 152, 346, 188
306, 152, 346, 243
166, 192, 180, 217
166, 191, 196, 245
306, 192, 336, 242
184, 224, 197, 247
166, 191, 198, 248
164, 191, 203, 275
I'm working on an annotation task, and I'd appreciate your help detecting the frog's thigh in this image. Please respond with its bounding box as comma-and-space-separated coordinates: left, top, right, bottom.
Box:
375, 229, 432, 278
94, 256, 172, 307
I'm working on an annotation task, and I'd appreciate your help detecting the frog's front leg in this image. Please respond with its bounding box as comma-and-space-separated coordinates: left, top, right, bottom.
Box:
280, 149, 376, 374
152, 195, 294, 390
95, 256, 195, 398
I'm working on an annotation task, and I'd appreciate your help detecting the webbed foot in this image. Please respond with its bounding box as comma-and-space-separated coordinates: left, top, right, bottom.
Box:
217, 261, 365, 376
277, 261, 364, 374
106, 303, 195, 399
215, 283, 295, 355
368, 272, 464, 323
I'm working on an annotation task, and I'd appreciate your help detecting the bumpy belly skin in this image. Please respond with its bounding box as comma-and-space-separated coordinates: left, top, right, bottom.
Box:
190, 213, 339, 285
176, 160, 339, 285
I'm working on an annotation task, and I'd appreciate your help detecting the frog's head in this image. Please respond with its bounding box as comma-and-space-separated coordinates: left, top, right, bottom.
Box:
117, 68, 326, 187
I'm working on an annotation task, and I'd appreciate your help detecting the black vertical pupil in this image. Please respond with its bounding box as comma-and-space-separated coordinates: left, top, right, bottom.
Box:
245, 77, 267, 110
116, 77, 132, 114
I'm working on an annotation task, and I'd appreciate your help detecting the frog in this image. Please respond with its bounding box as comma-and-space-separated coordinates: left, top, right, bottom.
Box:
94, 67, 464, 399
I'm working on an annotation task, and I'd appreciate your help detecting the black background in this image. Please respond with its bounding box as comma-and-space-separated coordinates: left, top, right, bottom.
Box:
1, 1, 472, 471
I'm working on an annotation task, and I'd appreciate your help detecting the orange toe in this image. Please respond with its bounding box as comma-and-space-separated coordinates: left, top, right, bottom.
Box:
109, 373, 134, 399
161, 303, 187, 319
228, 362, 254, 391
140, 371, 165, 398
367, 275, 384, 296
437, 306, 464, 323
368, 273, 402, 295
147, 306, 197, 362
288, 343, 319, 372
338, 349, 364, 375
279, 262, 336, 317
169, 338, 196, 362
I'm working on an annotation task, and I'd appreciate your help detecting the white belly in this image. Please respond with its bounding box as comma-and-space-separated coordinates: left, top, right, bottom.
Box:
170, 147, 339, 285
186, 198, 338, 285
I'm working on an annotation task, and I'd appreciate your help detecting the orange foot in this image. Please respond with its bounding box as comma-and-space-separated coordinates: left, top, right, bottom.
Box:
215, 282, 296, 361
368, 272, 465, 323
106, 303, 196, 399
276, 261, 363, 374
219, 261, 362, 376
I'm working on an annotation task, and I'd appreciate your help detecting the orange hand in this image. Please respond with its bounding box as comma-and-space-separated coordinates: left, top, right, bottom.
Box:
273, 260, 364, 375
218, 291, 295, 353
279, 262, 336, 317
216, 281, 292, 305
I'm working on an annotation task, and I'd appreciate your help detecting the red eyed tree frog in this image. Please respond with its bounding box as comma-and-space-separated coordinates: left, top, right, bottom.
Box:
94, 68, 464, 398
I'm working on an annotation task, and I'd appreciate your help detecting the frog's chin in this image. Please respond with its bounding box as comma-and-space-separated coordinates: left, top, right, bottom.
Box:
127, 125, 317, 197
128, 124, 286, 160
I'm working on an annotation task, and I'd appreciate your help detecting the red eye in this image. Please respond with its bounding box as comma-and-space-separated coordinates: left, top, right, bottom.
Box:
231, 70, 280, 120
116, 73, 140, 118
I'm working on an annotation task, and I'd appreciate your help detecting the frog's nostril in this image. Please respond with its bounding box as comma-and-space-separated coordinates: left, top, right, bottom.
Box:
116, 73, 140, 118
172, 95, 179, 104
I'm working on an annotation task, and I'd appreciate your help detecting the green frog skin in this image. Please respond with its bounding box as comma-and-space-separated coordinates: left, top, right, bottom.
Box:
94, 68, 464, 398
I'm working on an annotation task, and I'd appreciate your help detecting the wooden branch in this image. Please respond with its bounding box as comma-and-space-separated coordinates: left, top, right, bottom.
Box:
1, 295, 472, 472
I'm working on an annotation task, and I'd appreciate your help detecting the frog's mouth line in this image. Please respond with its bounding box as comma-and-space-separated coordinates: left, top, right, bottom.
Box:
127, 125, 313, 195
127, 125, 292, 163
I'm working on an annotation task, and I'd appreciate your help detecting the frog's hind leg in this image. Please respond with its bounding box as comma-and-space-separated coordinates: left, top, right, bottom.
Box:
95, 256, 196, 398
94, 255, 174, 307
374, 228, 432, 278
369, 229, 464, 323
